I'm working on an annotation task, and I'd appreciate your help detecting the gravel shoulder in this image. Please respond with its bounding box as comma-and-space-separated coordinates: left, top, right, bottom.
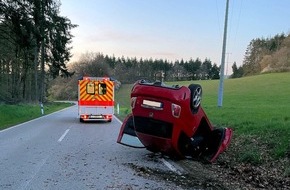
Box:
129, 150, 290, 190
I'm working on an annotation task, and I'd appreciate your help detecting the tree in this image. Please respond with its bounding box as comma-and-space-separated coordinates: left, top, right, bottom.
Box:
231, 62, 243, 78
242, 34, 287, 76
199, 59, 212, 80
210, 64, 220, 79
73, 52, 111, 77
183, 58, 200, 80
0, 0, 76, 103
46, 5, 76, 78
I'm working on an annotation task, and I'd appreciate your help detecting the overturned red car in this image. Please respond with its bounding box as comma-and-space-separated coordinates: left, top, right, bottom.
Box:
117, 80, 232, 162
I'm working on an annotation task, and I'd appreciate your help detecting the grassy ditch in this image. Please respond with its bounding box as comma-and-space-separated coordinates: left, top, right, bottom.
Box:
0, 102, 74, 130
114, 73, 290, 164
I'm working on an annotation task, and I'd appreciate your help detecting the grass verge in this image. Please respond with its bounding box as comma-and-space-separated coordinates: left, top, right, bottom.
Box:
0, 102, 74, 130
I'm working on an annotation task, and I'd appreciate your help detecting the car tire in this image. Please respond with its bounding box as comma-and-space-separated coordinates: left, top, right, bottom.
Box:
188, 84, 202, 113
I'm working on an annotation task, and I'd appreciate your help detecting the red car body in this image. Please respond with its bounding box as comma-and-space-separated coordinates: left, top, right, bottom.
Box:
117, 80, 232, 162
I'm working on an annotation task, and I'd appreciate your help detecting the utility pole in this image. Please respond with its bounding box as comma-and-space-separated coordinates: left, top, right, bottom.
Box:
226, 52, 231, 76
218, 0, 229, 107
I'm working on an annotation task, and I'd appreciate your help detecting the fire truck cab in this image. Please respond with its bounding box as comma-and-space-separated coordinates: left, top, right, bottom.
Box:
78, 77, 114, 122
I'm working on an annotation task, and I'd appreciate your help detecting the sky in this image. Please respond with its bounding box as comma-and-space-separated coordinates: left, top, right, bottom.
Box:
60, 0, 290, 74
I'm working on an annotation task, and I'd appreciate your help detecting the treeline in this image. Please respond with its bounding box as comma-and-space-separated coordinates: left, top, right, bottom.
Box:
73, 53, 220, 83
231, 33, 290, 78
49, 52, 220, 100
0, 0, 76, 104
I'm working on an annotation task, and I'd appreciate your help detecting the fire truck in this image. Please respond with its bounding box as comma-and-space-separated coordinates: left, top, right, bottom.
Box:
78, 77, 114, 122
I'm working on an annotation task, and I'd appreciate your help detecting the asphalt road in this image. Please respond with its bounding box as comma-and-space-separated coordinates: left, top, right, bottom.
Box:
0, 105, 186, 190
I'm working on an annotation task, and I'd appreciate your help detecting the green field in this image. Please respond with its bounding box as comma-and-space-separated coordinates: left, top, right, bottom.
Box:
115, 73, 290, 164
0, 102, 74, 130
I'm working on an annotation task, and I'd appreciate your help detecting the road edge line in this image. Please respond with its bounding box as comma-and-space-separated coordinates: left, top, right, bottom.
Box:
0, 105, 76, 133
114, 115, 123, 125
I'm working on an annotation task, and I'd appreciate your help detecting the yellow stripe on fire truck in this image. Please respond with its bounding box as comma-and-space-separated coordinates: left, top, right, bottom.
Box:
79, 80, 113, 101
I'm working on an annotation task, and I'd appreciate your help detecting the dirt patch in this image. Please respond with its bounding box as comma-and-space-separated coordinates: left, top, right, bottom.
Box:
209, 154, 290, 189
209, 135, 290, 190
126, 162, 228, 190
126, 151, 290, 190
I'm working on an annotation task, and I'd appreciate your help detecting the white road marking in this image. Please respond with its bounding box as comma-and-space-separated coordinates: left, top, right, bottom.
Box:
20, 156, 48, 190
160, 158, 182, 175
114, 115, 123, 125
58, 129, 70, 142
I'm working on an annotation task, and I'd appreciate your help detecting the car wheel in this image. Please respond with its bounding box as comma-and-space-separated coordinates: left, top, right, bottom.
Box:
188, 84, 202, 113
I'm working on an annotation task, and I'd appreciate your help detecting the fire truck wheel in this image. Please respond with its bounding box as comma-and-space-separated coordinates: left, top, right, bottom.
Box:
188, 84, 202, 113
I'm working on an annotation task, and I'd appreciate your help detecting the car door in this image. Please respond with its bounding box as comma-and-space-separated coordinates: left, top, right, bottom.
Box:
117, 113, 145, 148
202, 127, 233, 162
208, 127, 233, 162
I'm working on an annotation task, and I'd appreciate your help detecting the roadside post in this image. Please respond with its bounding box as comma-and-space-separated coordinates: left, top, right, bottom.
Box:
117, 103, 120, 115
40, 102, 44, 115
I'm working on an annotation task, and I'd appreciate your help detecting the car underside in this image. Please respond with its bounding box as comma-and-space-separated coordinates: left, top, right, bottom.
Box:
117, 80, 232, 163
